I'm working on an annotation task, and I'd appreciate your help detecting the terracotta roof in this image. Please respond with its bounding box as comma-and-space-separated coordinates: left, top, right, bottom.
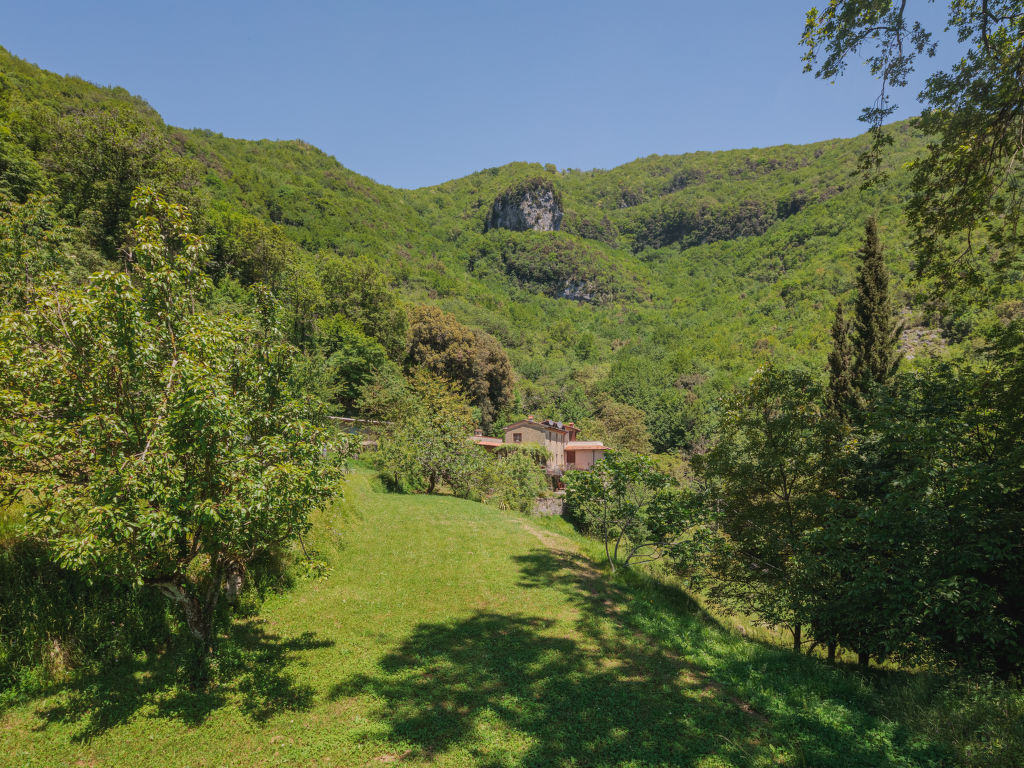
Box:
504, 419, 567, 433
566, 441, 609, 450
505, 417, 580, 433
471, 436, 504, 447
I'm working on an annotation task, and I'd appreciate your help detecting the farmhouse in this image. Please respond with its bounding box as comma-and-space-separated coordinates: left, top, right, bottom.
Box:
473, 415, 609, 474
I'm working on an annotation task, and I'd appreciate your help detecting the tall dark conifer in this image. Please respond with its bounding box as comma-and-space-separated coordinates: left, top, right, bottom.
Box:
851, 218, 902, 398
825, 301, 856, 419
813, 218, 905, 669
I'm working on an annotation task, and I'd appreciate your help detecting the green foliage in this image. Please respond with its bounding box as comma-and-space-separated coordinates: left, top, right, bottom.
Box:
483, 448, 548, 513
320, 254, 407, 357
0, 194, 77, 309
825, 300, 856, 419
809, 353, 1024, 673
0, 536, 171, 698
204, 207, 296, 288
851, 217, 903, 395
0, 72, 46, 202
476, 229, 630, 302
589, 396, 655, 453
802, 1, 1024, 296
316, 314, 389, 410
364, 368, 479, 495
407, 304, 514, 430
564, 452, 701, 573
696, 365, 824, 649
0, 189, 342, 649
49, 103, 199, 257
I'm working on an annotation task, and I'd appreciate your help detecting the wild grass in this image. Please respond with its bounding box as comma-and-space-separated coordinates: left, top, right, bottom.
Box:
1, 470, 1020, 767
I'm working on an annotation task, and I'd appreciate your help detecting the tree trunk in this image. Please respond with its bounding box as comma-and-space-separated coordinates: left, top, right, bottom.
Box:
155, 583, 213, 648
427, 472, 437, 494
153, 566, 224, 655
604, 529, 616, 573
792, 623, 801, 653
858, 651, 869, 668
827, 641, 837, 663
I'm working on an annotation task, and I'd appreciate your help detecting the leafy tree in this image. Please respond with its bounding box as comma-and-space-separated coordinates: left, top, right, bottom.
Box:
0, 72, 46, 202
363, 368, 481, 495
485, 448, 548, 513
0, 189, 341, 651
564, 452, 700, 573
407, 305, 514, 430
806, 219, 901, 666
319, 253, 408, 361
810, 356, 1024, 673
575, 393, 655, 454
48, 105, 198, 257
696, 365, 823, 652
802, 1, 1024, 292
0, 194, 76, 309
851, 218, 903, 396
205, 208, 296, 289
317, 314, 389, 410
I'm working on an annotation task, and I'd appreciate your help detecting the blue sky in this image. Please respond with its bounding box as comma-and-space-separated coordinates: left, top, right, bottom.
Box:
3, 1, 957, 188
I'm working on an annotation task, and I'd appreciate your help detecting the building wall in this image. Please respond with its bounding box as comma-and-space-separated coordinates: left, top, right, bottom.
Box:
572, 448, 607, 469
504, 423, 546, 448
546, 430, 567, 469
504, 423, 572, 471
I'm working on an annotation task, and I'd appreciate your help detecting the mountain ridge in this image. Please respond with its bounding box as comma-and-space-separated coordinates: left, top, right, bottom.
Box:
0, 44, 941, 453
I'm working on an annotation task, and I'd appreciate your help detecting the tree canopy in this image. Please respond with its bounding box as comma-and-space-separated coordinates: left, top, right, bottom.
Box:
0, 189, 341, 649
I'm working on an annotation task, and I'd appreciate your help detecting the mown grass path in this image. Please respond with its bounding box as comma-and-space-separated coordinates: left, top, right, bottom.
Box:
1, 472, 953, 767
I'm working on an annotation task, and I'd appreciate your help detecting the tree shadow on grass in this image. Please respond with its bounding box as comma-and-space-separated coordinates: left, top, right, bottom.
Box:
515, 548, 951, 767
332, 611, 763, 767
331, 547, 949, 767
31, 618, 332, 742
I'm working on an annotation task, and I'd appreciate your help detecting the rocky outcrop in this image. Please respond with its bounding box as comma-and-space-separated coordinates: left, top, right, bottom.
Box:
486, 178, 563, 232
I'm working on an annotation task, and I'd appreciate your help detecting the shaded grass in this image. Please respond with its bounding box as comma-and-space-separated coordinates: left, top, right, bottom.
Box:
1, 470, 1019, 767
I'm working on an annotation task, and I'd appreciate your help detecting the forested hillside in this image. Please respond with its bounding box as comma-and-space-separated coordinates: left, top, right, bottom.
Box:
0, 46, 949, 454
4, 4, 1024, 759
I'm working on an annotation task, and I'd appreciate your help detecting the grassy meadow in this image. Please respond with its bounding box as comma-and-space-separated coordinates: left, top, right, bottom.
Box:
1, 471, 1020, 768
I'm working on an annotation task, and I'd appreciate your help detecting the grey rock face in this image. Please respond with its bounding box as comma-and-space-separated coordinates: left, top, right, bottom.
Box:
486, 184, 563, 232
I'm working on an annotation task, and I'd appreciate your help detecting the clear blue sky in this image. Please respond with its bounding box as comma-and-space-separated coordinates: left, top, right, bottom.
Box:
3, 1, 957, 189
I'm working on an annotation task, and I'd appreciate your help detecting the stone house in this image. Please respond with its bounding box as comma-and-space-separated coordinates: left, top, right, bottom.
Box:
473, 415, 609, 476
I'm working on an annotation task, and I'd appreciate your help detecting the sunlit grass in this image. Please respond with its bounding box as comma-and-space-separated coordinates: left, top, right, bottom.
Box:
1, 470, 1019, 767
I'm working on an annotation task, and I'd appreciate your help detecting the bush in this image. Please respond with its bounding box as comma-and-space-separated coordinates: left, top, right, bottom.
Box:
0, 537, 171, 700
484, 449, 547, 513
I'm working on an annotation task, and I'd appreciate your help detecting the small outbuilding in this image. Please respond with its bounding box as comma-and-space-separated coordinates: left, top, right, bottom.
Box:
564, 440, 609, 469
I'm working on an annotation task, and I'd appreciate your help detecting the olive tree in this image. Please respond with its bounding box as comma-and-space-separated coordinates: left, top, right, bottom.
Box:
0, 188, 341, 651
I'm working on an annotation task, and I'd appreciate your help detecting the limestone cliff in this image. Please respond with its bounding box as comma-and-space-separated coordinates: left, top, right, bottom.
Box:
485, 178, 563, 232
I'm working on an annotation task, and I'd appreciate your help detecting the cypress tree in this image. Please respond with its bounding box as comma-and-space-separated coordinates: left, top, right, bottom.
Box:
851, 218, 903, 398
825, 301, 856, 419
813, 218, 904, 670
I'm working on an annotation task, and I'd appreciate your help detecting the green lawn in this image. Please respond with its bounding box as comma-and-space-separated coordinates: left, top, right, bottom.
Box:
0, 471, 1011, 767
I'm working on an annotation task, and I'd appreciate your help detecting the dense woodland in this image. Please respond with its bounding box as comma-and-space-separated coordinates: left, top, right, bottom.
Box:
1, 1, 1023, 759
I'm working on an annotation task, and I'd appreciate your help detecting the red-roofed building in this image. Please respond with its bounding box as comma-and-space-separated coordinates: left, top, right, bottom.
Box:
472, 416, 609, 477
470, 429, 504, 450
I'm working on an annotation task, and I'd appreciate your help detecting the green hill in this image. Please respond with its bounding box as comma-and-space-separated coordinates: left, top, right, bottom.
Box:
1, 469, 1006, 768
0, 46, 943, 452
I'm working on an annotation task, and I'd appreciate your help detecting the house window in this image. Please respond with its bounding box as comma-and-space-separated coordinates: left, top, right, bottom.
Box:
513, 433, 522, 443
566, 450, 575, 465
